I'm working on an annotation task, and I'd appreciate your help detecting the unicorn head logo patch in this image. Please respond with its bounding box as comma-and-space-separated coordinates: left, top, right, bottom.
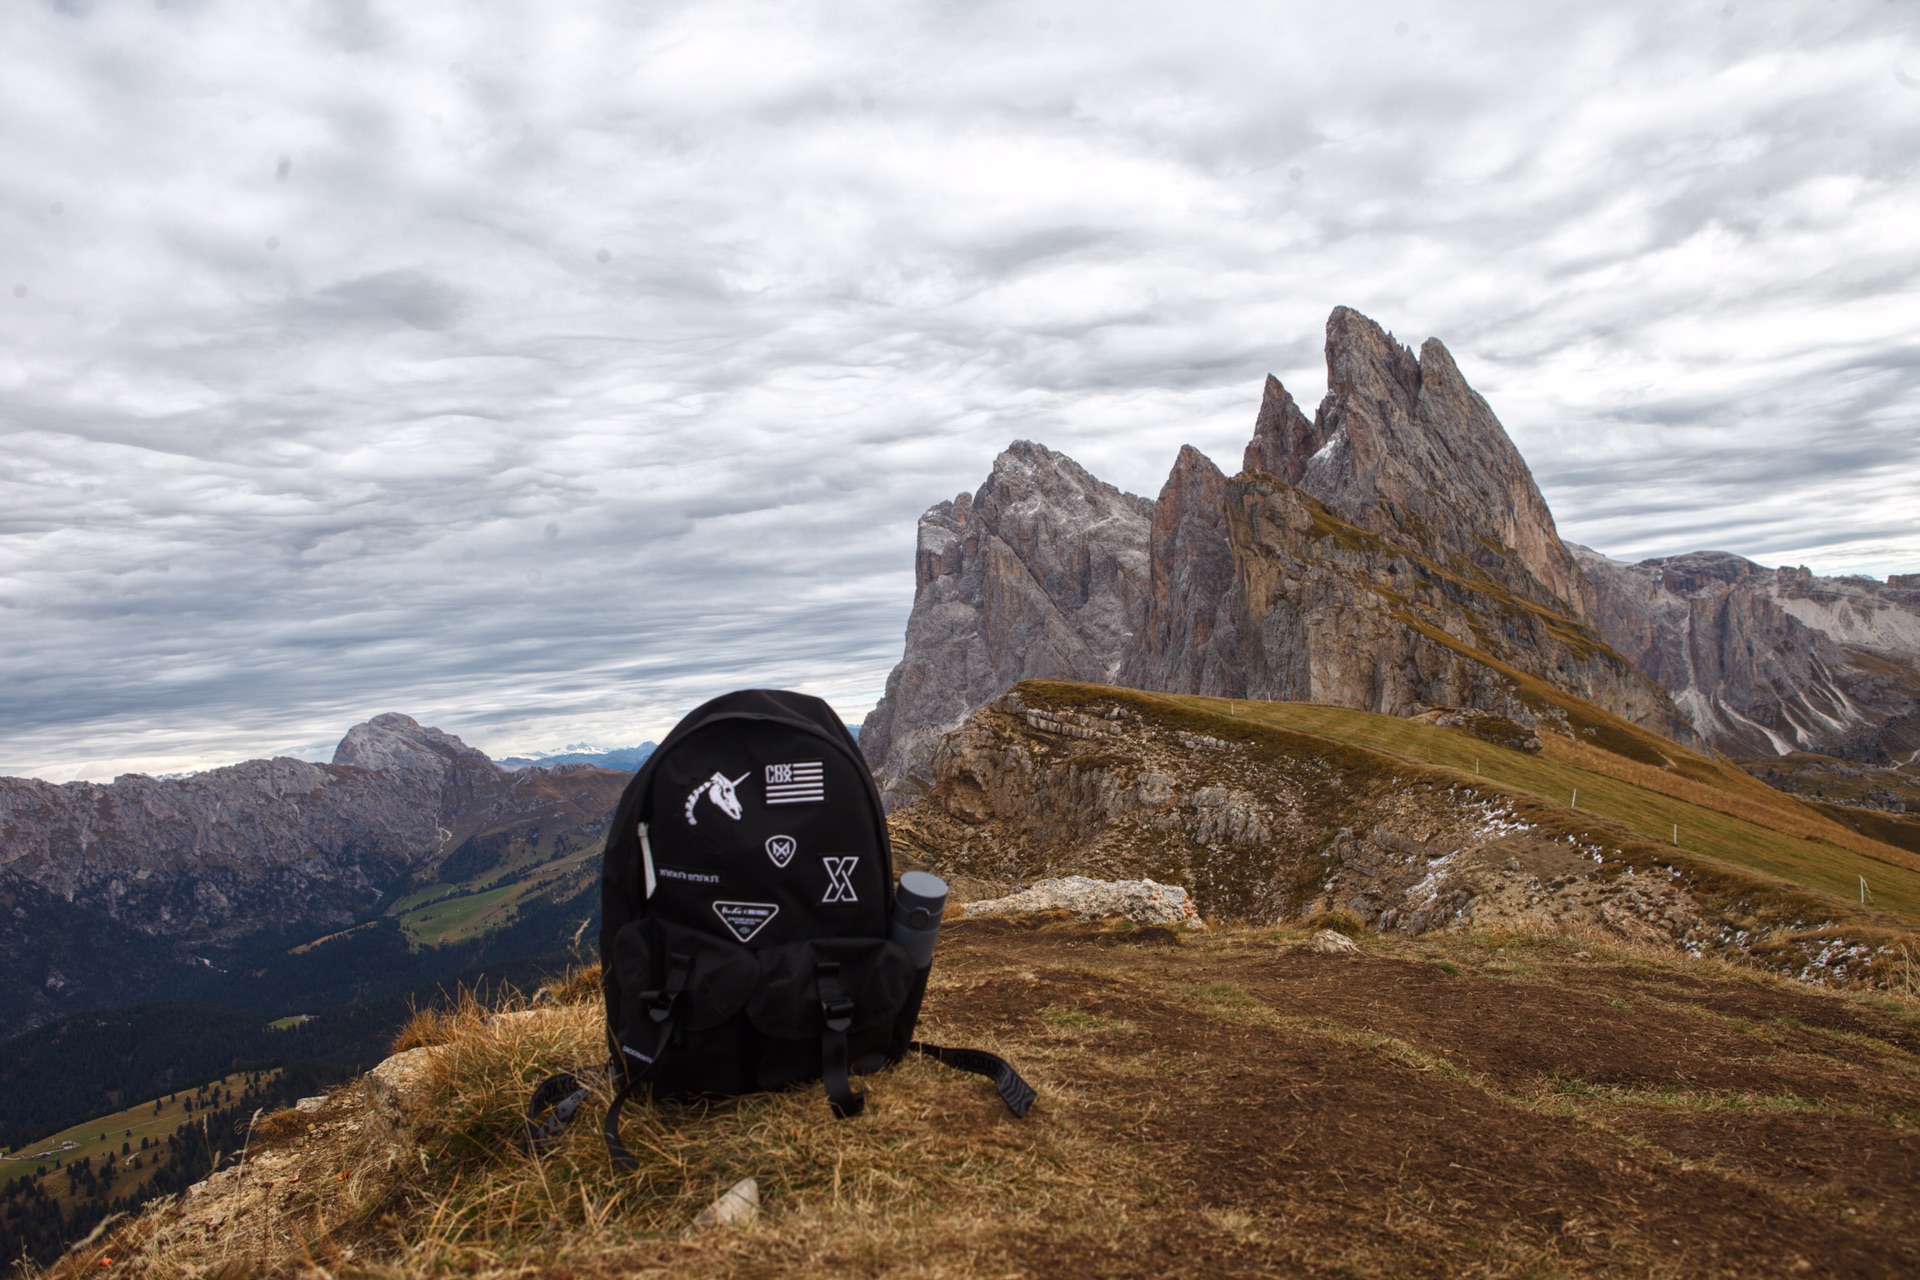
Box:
684, 771, 749, 825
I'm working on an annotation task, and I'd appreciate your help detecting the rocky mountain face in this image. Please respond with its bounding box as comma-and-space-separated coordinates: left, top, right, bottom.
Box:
858, 441, 1153, 801
1250, 309, 1593, 619
863, 307, 1687, 800
1574, 548, 1920, 764
0, 715, 626, 1038
3, 715, 482, 946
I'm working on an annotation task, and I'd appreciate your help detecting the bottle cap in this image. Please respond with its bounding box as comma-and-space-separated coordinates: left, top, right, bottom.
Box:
896, 871, 948, 925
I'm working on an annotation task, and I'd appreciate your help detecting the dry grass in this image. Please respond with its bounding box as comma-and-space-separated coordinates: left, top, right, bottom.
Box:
41, 969, 1140, 1280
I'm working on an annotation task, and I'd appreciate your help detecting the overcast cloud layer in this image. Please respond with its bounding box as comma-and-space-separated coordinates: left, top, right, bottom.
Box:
2, 0, 1916, 781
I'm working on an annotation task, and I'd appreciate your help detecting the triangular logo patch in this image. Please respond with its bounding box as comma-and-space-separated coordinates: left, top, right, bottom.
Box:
711, 900, 779, 943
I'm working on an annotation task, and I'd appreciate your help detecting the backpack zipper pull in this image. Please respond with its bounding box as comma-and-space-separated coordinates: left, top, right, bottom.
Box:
639, 821, 656, 899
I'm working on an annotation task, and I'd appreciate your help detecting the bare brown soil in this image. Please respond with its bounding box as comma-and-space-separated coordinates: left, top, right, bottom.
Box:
46, 919, 1920, 1280
902, 917, 1920, 1279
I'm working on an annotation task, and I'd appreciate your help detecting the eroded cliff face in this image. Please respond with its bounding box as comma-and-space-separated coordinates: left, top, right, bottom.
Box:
1277, 309, 1593, 620
1225, 479, 1681, 734
1574, 547, 1920, 763
858, 441, 1153, 802
1116, 445, 1244, 699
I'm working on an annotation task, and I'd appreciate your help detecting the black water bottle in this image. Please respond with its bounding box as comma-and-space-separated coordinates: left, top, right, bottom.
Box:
890, 871, 948, 970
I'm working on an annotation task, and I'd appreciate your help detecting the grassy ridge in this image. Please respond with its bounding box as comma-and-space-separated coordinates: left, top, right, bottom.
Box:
1160, 692, 1920, 929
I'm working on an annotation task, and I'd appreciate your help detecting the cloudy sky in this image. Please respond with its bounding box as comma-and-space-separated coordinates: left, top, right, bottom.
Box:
2, 0, 1916, 781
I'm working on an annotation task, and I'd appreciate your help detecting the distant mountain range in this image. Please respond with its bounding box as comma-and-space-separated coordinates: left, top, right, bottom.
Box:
859, 306, 1919, 802
0, 714, 628, 1040
495, 742, 656, 771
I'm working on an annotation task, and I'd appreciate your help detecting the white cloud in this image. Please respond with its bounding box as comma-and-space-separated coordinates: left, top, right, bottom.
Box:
1, 0, 1915, 779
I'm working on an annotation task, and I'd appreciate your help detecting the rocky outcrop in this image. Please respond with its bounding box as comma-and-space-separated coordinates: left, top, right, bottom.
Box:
894, 685, 1707, 944
1574, 547, 1920, 762
858, 441, 1153, 802
889, 682, 1907, 985
1117, 445, 1244, 698
864, 307, 1688, 799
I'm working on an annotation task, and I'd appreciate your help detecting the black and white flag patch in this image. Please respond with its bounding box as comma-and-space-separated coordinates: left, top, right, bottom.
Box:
765, 761, 824, 806
765, 834, 797, 868
822, 856, 859, 904
712, 900, 779, 943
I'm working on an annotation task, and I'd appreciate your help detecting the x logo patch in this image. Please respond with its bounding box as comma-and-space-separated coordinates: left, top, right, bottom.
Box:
822, 856, 860, 904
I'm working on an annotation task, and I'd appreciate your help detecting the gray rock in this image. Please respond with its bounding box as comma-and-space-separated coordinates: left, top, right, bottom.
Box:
686, 1177, 759, 1234
1573, 546, 1920, 762
859, 441, 1153, 803
962, 876, 1206, 928
1119, 445, 1245, 698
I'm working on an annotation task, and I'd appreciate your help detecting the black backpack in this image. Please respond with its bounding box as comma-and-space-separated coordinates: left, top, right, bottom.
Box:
528, 689, 1032, 1169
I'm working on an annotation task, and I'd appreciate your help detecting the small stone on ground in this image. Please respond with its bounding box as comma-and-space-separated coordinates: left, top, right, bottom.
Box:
685, 1177, 759, 1235
1307, 929, 1360, 954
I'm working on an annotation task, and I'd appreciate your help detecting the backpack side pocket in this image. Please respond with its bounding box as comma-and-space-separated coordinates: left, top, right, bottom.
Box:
608, 918, 759, 1097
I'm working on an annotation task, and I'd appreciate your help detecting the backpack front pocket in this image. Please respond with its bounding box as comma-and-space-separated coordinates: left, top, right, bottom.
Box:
746, 937, 915, 1091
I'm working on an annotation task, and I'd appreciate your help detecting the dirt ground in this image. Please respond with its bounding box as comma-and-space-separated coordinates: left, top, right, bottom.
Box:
42, 918, 1920, 1280
897, 917, 1920, 1279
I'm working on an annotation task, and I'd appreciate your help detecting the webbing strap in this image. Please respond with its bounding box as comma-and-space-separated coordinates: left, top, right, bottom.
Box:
817, 961, 866, 1119
912, 1041, 1037, 1118
602, 1075, 643, 1171
522, 1072, 591, 1153
619, 951, 691, 1072
602, 950, 692, 1169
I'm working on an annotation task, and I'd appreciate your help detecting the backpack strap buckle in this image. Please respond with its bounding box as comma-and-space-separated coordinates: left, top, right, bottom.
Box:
648, 952, 693, 1024
815, 961, 865, 1119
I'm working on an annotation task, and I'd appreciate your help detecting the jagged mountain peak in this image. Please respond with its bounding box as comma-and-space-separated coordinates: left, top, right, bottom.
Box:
860, 440, 1154, 801
861, 305, 1695, 799
980, 439, 1146, 518
331, 714, 491, 772
1263, 305, 1594, 620
1242, 374, 1323, 484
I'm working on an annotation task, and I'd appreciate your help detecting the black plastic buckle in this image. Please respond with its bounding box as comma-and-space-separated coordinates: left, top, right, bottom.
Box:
650, 952, 693, 1023
817, 960, 856, 1031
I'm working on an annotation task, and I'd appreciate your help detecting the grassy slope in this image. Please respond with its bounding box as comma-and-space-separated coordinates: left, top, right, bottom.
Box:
1137, 689, 1920, 930
0, 1072, 265, 1208
387, 840, 604, 946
